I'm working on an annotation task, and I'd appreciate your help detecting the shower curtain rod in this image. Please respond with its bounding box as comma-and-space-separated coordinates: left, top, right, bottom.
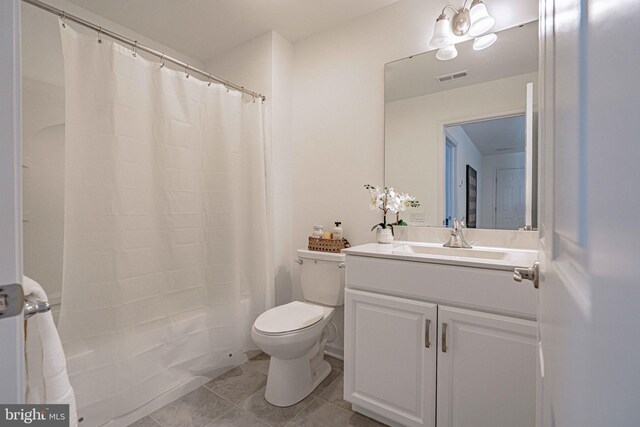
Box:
22, 0, 267, 101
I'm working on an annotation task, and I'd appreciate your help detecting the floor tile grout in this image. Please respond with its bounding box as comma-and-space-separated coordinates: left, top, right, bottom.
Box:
281, 396, 320, 427
202, 383, 242, 409
202, 405, 237, 427
147, 413, 163, 427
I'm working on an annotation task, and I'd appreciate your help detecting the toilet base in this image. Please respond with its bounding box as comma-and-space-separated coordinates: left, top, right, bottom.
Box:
264, 354, 331, 407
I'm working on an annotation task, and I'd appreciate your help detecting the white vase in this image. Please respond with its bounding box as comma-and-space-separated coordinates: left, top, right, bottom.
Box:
376, 228, 394, 244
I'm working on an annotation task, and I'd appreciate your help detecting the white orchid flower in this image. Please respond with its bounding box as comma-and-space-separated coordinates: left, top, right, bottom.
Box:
371, 195, 379, 209
365, 184, 420, 232
387, 197, 401, 214
401, 193, 417, 208
397, 193, 406, 211
368, 185, 381, 196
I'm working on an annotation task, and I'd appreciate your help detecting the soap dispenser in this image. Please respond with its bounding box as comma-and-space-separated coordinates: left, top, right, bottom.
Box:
333, 222, 343, 240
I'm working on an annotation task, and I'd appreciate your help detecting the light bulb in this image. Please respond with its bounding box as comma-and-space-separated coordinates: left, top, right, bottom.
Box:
473, 33, 497, 50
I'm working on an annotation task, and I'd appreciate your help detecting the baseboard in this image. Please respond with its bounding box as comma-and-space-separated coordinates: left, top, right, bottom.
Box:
246, 349, 262, 360
324, 345, 343, 360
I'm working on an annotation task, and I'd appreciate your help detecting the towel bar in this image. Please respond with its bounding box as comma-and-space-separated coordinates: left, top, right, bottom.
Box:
24, 300, 51, 319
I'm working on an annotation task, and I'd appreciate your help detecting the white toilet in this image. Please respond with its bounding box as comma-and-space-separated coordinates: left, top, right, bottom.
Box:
251, 249, 345, 407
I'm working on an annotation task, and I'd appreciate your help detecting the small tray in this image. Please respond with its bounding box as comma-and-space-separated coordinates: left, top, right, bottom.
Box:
308, 237, 351, 253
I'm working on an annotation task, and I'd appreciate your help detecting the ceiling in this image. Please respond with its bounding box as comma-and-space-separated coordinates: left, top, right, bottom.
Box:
385, 20, 539, 102
65, 0, 400, 62
451, 115, 526, 155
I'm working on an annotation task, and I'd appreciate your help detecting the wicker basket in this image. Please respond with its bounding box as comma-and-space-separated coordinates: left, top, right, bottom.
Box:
308, 237, 351, 253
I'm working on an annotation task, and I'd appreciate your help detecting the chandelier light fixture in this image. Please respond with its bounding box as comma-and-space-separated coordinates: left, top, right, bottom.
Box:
429, 0, 496, 60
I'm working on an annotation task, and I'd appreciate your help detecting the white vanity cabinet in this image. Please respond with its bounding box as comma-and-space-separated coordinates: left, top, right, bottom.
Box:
436, 306, 537, 427
344, 289, 437, 427
343, 250, 538, 427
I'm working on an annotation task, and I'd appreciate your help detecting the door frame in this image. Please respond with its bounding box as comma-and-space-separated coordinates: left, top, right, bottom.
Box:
0, 0, 25, 404
444, 137, 457, 227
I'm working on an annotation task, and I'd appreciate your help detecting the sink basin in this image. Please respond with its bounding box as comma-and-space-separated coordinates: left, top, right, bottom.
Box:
392, 244, 509, 260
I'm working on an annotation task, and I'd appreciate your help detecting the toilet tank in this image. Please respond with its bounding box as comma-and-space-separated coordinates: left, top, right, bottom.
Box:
297, 249, 346, 306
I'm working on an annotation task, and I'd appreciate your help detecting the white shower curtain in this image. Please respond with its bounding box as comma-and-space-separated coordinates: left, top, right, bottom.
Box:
58, 23, 273, 426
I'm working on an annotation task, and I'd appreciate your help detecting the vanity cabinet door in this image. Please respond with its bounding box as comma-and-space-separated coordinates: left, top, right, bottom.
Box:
437, 305, 537, 427
344, 289, 437, 427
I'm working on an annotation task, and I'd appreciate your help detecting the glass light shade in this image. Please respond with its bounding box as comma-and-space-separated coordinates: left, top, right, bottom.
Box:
430, 17, 452, 48
436, 45, 458, 61
469, 3, 495, 36
473, 33, 497, 50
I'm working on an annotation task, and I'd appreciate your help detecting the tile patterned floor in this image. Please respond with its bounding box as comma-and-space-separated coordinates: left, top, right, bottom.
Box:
129, 353, 387, 427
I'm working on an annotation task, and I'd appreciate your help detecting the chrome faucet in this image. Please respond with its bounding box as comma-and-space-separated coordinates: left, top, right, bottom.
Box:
443, 218, 472, 249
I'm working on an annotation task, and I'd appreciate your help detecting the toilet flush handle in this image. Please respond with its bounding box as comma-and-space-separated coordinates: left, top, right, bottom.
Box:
338, 262, 346, 269
295, 258, 303, 265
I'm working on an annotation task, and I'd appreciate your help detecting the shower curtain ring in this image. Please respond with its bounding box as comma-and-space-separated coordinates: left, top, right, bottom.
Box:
159, 54, 165, 68
185, 65, 190, 79
132, 41, 138, 57
61, 11, 66, 28
207, 74, 212, 87
97, 27, 103, 44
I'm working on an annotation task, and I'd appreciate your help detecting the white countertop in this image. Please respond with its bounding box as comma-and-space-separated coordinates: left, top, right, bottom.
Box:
343, 241, 537, 271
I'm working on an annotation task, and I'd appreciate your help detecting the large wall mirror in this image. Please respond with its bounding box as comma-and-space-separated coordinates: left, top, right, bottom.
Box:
385, 21, 538, 230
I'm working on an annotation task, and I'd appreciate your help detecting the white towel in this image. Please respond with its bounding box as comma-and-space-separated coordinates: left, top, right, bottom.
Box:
23, 276, 78, 427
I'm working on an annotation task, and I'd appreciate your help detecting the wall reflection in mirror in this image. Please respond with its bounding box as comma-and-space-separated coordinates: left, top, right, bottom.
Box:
385, 21, 538, 230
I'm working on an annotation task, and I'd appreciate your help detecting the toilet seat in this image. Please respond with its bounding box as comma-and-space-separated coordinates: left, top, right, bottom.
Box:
254, 301, 324, 335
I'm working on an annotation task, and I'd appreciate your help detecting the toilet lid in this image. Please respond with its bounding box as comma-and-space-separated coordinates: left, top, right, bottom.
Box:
254, 301, 324, 334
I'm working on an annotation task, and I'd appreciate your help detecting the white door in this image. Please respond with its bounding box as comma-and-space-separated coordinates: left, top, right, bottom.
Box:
436, 305, 537, 427
495, 167, 525, 229
344, 289, 437, 427
0, 0, 25, 404
536, 0, 640, 426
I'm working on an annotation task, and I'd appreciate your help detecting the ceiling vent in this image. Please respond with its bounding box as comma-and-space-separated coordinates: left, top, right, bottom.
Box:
437, 70, 469, 82
496, 146, 515, 152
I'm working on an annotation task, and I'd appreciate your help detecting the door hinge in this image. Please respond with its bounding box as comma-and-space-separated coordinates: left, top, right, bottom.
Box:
0, 284, 24, 319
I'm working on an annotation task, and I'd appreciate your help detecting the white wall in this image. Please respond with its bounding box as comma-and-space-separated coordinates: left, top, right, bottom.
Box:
206, 32, 295, 307
446, 126, 483, 226
292, 0, 537, 356
480, 152, 526, 229
385, 72, 537, 227
271, 34, 295, 306
22, 78, 65, 319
